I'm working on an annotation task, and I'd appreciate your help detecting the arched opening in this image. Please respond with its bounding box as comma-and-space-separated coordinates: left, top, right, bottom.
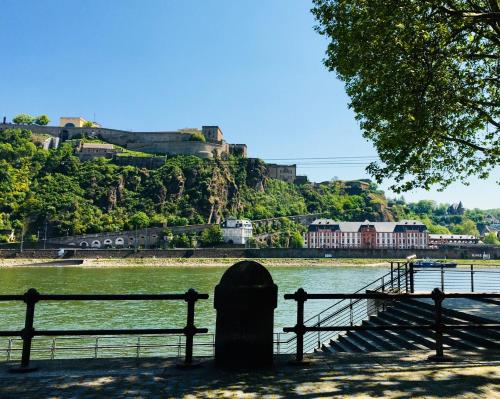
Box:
115, 237, 125, 247
60, 130, 69, 141
91, 240, 101, 248
80, 241, 89, 248
103, 239, 113, 248
64, 123, 75, 128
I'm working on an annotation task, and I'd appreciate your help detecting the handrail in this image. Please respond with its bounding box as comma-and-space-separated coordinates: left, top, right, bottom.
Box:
0, 288, 209, 371
283, 288, 500, 362
277, 262, 410, 349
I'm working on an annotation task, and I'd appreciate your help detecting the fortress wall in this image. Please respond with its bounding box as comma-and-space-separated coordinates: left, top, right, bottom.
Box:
127, 141, 225, 158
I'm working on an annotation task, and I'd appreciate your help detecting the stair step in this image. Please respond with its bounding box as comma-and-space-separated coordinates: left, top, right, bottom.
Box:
365, 318, 426, 350
328, 336, 353, 353
336, 334, 365, 352
346, 331, 385, 352
375, 313, 436, 349
396, 300, 500, 342
387, 306, 498, 348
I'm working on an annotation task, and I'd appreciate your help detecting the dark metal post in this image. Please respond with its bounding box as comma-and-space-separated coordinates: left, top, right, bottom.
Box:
293, 288, 307, 362
183, 288, 198, 366
429, 288, 447, 361
470, 264, 474, 292
409, 262, 415, 293
11, 288, 39, 372
349, 299, 353, 326
404, 262, 408, 293
440, 267, 445, 291
390, 262, 394, 289
397, 263, 401, 291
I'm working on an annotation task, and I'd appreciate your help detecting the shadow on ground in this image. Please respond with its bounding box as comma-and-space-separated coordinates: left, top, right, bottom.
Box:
0, 350, 499, 398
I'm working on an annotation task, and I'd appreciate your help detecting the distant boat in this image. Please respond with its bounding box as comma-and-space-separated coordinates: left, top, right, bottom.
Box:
414, 258, 457, 268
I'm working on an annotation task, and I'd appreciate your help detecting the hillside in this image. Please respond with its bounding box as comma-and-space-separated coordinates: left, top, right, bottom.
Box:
0, 128, 401, 242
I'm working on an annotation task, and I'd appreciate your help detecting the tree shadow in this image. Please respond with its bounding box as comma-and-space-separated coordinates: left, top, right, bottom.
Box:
0, 351, 499, 398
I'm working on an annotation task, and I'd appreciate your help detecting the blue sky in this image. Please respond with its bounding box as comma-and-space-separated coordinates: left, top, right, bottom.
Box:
1, 0, 498, 209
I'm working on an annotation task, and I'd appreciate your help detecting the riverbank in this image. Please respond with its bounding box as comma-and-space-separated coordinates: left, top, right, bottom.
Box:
1, 257, 499, 268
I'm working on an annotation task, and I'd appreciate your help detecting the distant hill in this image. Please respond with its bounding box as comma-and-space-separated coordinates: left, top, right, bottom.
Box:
0, 128, 496, 242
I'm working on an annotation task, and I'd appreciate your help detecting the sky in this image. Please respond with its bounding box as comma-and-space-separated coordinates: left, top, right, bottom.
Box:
1, 0, 498, 209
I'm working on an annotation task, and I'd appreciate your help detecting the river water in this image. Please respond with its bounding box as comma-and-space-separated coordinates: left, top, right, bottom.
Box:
1, 264, 496, 360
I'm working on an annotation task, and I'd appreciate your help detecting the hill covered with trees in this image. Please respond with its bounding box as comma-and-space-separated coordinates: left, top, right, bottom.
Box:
0, 128, 497, 245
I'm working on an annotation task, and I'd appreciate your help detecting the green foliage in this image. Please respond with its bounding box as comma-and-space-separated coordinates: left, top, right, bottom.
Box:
6, 127, 495, 244
171, 233, 191, 248
289, 231, 304, 248
200, 225, 223, 247
451, 218, 480, 236
189, 132, 206, 142
312, 0, 499, 192
34, 115, 50, 126
483, 232, 500, 245
83, 121, 93, 127
130, 211, 150, 229
12, 114, 34, 125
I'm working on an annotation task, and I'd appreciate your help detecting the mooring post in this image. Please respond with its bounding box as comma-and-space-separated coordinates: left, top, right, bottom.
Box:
429, 288, 447, 362
294, 288, 307, 362
10, 288, 39, 373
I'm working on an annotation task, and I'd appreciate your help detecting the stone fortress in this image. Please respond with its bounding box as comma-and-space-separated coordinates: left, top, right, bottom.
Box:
0, 116, 247, 159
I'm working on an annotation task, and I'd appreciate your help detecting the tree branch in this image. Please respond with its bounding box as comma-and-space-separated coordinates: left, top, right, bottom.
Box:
438, 134, 499, 156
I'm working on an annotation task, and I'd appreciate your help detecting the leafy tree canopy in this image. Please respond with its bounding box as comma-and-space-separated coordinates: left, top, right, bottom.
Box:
12, 114, 34, 125
35, 115, 50, 126
312, 0, 499, 192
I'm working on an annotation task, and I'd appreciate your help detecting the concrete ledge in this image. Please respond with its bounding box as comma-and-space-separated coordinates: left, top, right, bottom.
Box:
1, 350, 499, 398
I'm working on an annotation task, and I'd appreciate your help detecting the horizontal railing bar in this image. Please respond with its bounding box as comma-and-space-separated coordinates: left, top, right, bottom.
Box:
0, 328, 209, 337
0, 293, 210, 301
284, 323, 500, 333
37, 328, 209, 336
285, 292, 500, 300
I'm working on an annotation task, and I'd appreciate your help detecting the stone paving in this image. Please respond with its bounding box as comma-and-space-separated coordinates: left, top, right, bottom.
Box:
0, 350, 499, 398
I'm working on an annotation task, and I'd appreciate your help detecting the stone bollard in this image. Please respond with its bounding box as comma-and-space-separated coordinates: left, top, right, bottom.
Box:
214, 260, 277, 368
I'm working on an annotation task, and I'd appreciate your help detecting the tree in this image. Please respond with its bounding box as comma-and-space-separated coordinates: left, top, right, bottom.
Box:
35, 115, 50, 125
12, 114, 34, 125
289, 231, 304, 248
130, 211, 150, 229
200, 225, 223, 247
452, 218, 480, 236
483, 232, 500, 245
312, 1, 500, 192
83, 121, 93, 127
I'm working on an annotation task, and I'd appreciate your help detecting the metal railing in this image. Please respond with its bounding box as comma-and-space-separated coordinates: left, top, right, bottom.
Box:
283, 288, 500, 362
276, 262, 411, 354
412, 264, 500, 292
2, 334, 216, 362
0, 288, 209, 371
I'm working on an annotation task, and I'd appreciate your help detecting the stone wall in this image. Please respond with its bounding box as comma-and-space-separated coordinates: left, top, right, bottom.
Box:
0, 124, 230, 159
1, 245, 499, 260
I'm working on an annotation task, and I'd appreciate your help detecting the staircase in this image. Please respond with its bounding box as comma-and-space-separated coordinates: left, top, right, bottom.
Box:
324, 298, 500, 353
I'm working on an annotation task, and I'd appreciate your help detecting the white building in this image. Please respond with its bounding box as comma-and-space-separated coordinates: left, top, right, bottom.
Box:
305, 219, 428, 249
221, 218, 253, 245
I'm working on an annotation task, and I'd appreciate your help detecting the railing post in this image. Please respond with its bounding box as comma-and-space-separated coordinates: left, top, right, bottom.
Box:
404, 262, 409, 293
10, 288, 39, 373
390, 262, 394, 289
397, 263, 401, 292
182, 288, 198, 366
440, 267, 445, 291
429, 288, 448, 362
470, 264, 474, 292
409, 262, 415, 293
317, 315, 321, 349
293, 288, 307, 362
349, 299, 353, 326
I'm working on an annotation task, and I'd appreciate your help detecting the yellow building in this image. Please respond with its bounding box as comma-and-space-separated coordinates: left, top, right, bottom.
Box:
59, 117, 101, 128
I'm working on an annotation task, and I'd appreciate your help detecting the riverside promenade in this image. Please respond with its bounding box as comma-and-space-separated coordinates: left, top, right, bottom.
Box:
1, 350, 499, 398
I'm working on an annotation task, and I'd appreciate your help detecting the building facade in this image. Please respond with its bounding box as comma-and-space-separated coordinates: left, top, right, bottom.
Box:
221, 218, 253, 245
429, 234, 479, 246
267, 164, 297, 184
305, 219, 428, 249
77, 142, 119, 160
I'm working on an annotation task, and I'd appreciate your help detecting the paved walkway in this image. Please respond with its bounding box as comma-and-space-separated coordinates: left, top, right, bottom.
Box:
1, 350, 499, 398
